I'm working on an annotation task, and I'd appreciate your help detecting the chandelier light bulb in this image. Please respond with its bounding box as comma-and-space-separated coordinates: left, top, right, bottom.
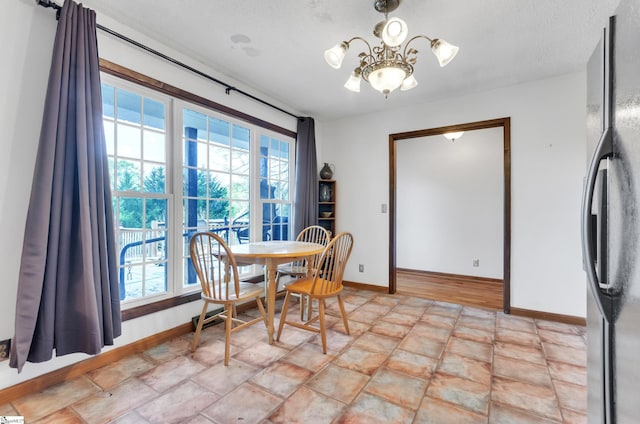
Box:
368, 66, 407, 96
344, 70, 362, 92
400, 74, 418, 91
381, 17, 408, 47
431, 39, 459, 67
324, 42, 349, 69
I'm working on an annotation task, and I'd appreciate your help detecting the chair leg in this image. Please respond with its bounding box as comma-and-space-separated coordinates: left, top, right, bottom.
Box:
306, 294, 313, 321
337, 294, 350, 335
224, 303, 233, 366
192, 302, 208, 352
276, 291, 292, 341
255, 296, 268, 327
318, 298, 327, 354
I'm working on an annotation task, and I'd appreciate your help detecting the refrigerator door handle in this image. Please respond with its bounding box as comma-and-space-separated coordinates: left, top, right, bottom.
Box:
582, 126, 615, 324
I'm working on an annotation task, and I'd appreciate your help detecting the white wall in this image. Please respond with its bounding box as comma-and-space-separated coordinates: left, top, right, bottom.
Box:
0, 0, 297, 390
396, 128, 504, 279
317, 71, 587, 318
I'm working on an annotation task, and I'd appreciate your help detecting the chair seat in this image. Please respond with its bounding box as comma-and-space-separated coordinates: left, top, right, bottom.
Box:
284, 277, 342, 297
202, 281, 265, 303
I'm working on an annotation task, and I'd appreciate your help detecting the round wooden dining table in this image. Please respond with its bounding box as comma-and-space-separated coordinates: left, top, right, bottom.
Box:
230, 240, 325, 343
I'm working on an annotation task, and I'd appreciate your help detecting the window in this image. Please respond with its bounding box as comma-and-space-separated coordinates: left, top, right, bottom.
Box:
102, 76, 295, 308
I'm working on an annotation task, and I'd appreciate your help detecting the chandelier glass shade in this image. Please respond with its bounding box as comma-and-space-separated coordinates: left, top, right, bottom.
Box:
324, 0, 459, 97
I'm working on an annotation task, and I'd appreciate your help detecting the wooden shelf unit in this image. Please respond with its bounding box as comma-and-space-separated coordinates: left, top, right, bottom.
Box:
318, 179, 336, 236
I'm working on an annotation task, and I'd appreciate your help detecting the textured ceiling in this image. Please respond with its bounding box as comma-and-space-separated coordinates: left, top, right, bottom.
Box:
79, 0, 619, 121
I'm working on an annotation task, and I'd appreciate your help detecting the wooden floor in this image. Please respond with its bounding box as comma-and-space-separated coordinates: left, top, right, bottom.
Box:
395, 269, 504, 311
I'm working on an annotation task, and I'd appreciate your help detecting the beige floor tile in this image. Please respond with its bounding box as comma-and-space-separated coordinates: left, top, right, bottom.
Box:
281, 342, 335, 372
453, 325, 495, 344
416, 396, 488, 424
553, 380, 587, 413
538, 329, 587, 350
491, 376, 562, 421
547, 360, 587, 386
306, 364, 369, 403
494, 340, 546, 365
334, 346, 388, 376
489, 402, 561, 423
191, 359, 260, 395
543, 342, 587, 367
364, 367, 428, 410
203, 383, 282, 424
493, 355, 553, 387
420, 312, 457, 329
138, 356, 205, 393
32, 407, 85, 424
250, 361, 313, 398
136, 380, 219, 423
369, 320, 412, 339
386, 349, 438, 379
268, 386, 345, 424
427, 372, 490, 414
87, 354, 155, 390
72, 378, 157, 424
13, 376, 100, 422
336, 392, 415, 424
351, 332, 400, 355
495, 327, 542, 347
439, 352, 492, 385
447, 337, 493, 363
496, 314, 537, 333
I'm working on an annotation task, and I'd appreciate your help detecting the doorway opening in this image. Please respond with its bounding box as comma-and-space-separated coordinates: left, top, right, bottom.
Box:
388, 117, 511, 313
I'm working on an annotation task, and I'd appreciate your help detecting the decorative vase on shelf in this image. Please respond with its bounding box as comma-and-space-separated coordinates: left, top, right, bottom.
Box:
319, 163, 334, 179
320, 184, 332, 202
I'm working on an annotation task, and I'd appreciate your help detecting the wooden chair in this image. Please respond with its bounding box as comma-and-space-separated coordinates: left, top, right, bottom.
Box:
190, 231, 267, 365
276, 232, 354, 353
275, 225, 331, 319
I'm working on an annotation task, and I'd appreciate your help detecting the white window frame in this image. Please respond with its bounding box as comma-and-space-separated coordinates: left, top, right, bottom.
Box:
102, 73, 295, 309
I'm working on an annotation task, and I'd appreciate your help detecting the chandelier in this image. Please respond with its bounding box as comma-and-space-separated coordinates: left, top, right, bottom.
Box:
324, 0, 459, 97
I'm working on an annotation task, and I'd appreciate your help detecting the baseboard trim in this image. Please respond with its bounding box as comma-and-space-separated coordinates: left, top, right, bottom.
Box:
510, 307, 586, 326
396, 268, 503, 285
0, 322, 193, 406
343, 280, 388, 293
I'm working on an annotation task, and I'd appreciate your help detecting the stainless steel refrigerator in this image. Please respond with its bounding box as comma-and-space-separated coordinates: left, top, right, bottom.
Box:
583, 1, 640, 422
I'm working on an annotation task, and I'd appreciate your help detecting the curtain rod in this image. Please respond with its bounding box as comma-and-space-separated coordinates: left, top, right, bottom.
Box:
36, 0, 302, 120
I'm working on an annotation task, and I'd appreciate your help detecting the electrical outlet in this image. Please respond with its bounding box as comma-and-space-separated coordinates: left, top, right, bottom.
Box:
0, 339, 11, 361
359, 264, 364, 272
473, 259, 480, 267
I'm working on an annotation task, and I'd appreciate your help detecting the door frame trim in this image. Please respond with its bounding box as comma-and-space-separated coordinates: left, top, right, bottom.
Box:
388, 117, 511, 313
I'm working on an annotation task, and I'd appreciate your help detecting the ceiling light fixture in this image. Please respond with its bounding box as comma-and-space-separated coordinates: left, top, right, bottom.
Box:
324, 0, 459, 98
443, 131, 464, 142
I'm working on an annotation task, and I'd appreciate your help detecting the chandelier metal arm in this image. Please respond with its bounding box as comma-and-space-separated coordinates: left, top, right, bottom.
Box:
344, 36, 374, 57
402, 34, 434, 57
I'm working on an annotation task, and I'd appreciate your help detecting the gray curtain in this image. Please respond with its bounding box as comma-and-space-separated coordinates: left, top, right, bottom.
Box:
292, 117, 319, 236
10, 0, 121, 372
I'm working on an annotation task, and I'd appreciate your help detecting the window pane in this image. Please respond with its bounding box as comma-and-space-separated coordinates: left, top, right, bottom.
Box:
143, 130, 165, 163
143, 165, 165, 193
116, 160, 141, 192
145, 199, 167, 229
209, 117, 230, 145
117, 124, 142, 159
102, 83, 115, 118
183, 109, 206, 140
232, 175, 250, 200
232, 150, 250, 175
144, 98, 165, 130
119, 197, 143, 228
209, 145, 230, 172
232, 124, 250, 151
117, 89, 141, 124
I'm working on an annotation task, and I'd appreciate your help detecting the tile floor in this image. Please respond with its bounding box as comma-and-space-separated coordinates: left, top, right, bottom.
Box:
0, 288, 587, 423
